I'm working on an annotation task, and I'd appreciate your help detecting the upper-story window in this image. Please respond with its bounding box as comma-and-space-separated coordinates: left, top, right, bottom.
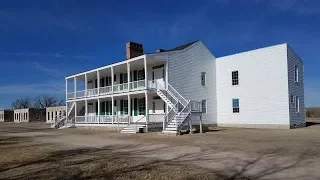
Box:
232, 71, 239, 85
294, 65, 299, 82
201, 72, 206, 86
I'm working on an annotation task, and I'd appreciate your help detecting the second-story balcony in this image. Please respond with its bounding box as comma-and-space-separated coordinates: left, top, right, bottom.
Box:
66, 54, 167, 101
67, 79, 150, 100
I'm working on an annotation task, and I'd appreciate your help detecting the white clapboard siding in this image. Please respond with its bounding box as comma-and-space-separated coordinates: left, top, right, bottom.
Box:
167, 41, 217, 125
287, 45, 305, 127
216, 44, 291, 128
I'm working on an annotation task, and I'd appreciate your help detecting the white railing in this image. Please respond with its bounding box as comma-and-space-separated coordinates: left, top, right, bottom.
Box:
87, 88, 98, 97
176, 100, 191, 130
129, 80, 146, 90
76, 90, 86, 98
67, 102, 75, 116
99, 86, 112, 95
148, 78, 165, 90
168, 83, 188, 107
113, 83, 129, 93
67, 92, 75, 100
99, 115, 113, 123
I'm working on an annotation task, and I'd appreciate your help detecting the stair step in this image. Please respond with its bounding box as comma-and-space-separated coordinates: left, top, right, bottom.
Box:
165, 127, 178, 131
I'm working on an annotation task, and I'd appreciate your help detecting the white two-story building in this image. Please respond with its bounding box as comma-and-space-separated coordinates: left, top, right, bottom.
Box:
59, 41, 305, 133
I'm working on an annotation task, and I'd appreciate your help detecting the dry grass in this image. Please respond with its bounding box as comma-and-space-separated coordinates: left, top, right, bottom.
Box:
1, 122, 320, 179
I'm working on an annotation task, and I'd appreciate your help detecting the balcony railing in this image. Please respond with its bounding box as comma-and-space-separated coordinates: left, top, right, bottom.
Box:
67, 79, 156, 100
100, 86, 112, 95
129, 80, 145, 91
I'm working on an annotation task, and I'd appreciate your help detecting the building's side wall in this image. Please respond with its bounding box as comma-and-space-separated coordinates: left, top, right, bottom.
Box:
287, 45, 305, 127
167, 41, 217, 125
216, 44, 290, 129
14, 109, 29, 122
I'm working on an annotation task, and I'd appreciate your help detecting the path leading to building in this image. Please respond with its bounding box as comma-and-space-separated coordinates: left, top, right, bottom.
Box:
1, 123, 320, 179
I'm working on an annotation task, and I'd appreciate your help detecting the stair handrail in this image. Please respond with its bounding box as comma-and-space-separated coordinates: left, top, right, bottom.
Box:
117, 115, 130, 131
163, 101, 179, 128
134, 116, 147, 133
167, 83, 188, 107
176, 100, 191, 130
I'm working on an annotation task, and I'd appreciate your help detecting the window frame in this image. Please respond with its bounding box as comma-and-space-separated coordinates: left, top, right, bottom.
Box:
294, 65, 299, 83
232, 98, 240, 113
232, 71, 239, 86
201, 100, 207, 114
295, 96, 300, 113
201, 72, 206, 86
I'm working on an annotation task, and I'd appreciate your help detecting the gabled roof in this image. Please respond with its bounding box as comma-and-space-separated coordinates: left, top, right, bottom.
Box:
155, 40, 199, 53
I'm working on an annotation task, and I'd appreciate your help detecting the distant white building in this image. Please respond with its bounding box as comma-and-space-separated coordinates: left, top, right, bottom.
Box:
57, 41, 304, 133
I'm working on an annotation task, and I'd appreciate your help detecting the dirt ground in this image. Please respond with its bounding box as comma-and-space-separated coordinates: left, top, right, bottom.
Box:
0, 122, 320, 180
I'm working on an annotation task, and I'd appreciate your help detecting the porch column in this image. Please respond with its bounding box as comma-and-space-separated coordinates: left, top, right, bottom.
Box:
165, 59, 169, 89
111, 96, 114, 124
111, 66, 114, 94
144, 56, 148, 89
97, 70, 100, 95
65, 79, 68, 121
74, 77, 77, 98
85, 99, 88, 123
98, 98, 100, 124
127, 62, 130, 90
74, 101, 77, 121
128, 94, 131, 124
85, 73, 87, 96
145, 91, 149, 132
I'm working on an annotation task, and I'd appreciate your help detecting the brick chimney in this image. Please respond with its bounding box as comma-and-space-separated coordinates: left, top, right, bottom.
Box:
126, 42, 143, 59
156, 49, 165, 53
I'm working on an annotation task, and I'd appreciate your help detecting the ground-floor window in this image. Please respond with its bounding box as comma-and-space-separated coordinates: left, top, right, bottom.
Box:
138, 98, 146, 115
295, 96, 300, 113
202, 100, 207, 113
120, 100, 129, 115
232, 99, 240, 113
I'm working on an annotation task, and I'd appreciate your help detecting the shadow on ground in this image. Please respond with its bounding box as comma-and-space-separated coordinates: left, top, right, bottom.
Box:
0, 140, 314, 180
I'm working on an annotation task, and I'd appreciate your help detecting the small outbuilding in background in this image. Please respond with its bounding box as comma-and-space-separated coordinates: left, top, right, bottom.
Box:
0, 109, 14, 122
14, 108, 46, 123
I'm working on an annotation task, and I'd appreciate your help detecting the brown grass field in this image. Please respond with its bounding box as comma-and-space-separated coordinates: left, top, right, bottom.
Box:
0, 122, 320, 180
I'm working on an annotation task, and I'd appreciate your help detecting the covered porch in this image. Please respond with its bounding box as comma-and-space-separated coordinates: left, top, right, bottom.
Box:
71, 91, 167, 127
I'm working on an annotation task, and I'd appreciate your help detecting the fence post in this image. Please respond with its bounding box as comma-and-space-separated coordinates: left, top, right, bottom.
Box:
189, 116, 193, 134
200, 115, 203, 133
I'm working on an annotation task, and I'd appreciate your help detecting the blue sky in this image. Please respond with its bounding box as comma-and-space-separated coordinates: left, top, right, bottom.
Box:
0, 0, 319, 108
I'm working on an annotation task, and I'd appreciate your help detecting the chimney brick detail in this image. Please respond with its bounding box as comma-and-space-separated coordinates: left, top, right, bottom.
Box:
126, 42, 143, 59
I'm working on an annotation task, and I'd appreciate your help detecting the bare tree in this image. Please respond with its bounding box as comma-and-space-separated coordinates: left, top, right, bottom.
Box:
58, 99, 65, 106
33, 94, 59, 108
12, 97, 32, 109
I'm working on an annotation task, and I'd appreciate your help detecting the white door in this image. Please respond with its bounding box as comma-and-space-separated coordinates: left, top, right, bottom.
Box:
88, 103, 95, 116
153, 67, 165, 89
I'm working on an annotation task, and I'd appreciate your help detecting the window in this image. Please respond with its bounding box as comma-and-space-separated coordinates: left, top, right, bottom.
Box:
201, 72, 206, 86
138, 98, 146, 115
295, 96, 300, 113
152, 101, 156, 113
232, 99, 240, 113
124, 100, 128, 115
114, 74, 116, 82
290, 95, 295, 104
138, 69, 145, 80
201, 100, 207, 113
294, 65, 299, 82
232, 71, 239, 85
